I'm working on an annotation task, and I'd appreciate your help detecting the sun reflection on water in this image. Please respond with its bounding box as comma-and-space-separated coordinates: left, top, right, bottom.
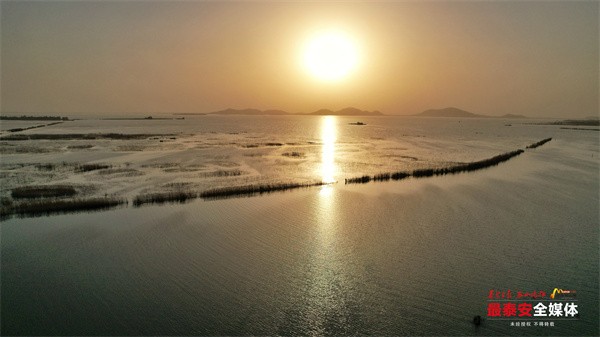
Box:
320, 116, 337, 184
299, 117, 354, 334
318, 184, 334, 197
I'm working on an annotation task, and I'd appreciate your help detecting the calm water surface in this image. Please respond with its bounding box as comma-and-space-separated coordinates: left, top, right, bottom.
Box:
1, 117, 598, 335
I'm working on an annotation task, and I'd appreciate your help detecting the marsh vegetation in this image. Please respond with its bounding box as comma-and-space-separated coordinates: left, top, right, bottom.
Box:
200, 182, 328, 199
0, 115, 558, 218
6, 122, 64, 132
75, 164, 112, 172
133, 191, 197, 206
526, 138, 552, 149
2, 197, 125, 218
560, 127, 599, 131
345, 138, 554, 185
0, 133, 175, 141
282, 152, 305, 158
67, 144, 94, 149
11, 185, 77, 199
0, 115, 68, 121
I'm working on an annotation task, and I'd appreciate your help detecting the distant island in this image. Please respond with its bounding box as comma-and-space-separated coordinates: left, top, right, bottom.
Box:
174, 107, 383, 116
413, 107, 526, 119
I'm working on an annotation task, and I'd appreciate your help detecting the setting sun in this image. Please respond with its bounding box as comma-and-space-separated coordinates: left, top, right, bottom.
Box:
302, 30, 360, 82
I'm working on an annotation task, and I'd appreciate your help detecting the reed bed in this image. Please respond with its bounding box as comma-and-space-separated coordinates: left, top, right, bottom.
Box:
67, 144, 94, 149
7, 122, 64, 132
243, 142, 284, 148
132, 191, 197, 206
200, 169, 244, 178
345, 175, 372, 184
345, 171, 411, 184
560, 127, 599, 131
345, 137, 553, 185
282, 151, 304, 158
76, 164, 112, 172
200, 182, 327, 199
0, 133, 174, 141
34, 163, 56, 171
526, 138, 552, 149
3, 197, 125, 217
11, 185, 78, 199
345, 149, 525, 184
0, 116, 69, 121
0, 116, 68, 121
542, 119, 599, 126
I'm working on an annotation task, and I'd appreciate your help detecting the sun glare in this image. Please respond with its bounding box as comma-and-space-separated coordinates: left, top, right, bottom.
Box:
303, 30, 360, 82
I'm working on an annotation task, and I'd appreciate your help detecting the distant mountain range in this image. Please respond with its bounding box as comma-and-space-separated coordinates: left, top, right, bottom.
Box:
194, 107, 383, 116
306, 107, 383, 116
414, 107, 526, 119
207, 108, 289, 116
175, 106, 525, 118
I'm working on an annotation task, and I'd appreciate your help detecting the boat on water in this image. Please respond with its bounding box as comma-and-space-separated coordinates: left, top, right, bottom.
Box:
349, 121, 366, 125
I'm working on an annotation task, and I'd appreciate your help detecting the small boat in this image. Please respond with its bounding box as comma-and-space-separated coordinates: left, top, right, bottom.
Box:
349, 121, 366, 125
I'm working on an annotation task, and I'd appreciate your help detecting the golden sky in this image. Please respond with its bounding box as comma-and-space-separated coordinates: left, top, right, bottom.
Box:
1, 1, 598, 117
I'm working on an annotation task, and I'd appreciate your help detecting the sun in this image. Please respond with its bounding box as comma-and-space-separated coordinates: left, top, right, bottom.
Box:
302, 30, 360, 82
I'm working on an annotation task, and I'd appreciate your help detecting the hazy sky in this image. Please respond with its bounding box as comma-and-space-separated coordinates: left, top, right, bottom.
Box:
1, 1, 598, 117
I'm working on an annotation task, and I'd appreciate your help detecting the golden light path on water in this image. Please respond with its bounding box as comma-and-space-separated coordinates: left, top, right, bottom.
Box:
320, 116, 337, 185
302, 116, 354, 334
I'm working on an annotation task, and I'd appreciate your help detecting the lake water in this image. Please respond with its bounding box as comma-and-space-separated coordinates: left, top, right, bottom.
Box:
1, 116, 598, 335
